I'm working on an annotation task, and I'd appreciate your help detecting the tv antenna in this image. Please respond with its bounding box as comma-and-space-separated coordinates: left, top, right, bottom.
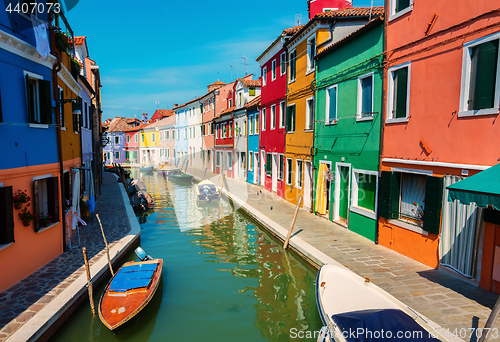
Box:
229, 65, 233, 80
155, 101, 159, 108
241, 57, 248, 76
296, 14, 301, 26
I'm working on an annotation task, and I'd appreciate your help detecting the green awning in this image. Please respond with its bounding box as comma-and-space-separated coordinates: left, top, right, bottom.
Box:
447, 164, 500, 210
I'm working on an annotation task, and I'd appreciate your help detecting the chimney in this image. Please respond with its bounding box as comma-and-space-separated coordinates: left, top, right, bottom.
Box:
141, 112, 148, 124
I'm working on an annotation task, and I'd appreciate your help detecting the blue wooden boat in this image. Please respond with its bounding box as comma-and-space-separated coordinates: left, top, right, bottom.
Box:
139, 165, 154, 173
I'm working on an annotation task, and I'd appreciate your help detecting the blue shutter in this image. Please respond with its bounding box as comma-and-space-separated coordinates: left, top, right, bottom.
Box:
361, 76, 373, 115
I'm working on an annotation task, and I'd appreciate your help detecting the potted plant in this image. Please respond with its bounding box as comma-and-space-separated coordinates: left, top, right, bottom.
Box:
12, 190, 30, 209
55, 31, 71, 51
19, 206, 35, 226
37, 213, 53, 228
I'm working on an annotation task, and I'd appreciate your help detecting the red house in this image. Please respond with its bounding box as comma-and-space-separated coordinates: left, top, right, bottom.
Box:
150, 109, 174, 123
125, 123, 149, 164
256, 26, 302, 198
307, 0, 352, 19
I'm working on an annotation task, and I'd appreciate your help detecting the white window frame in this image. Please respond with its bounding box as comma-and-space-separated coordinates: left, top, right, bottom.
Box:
216, 124, 219, 139
249, 151, 253, 171
278, 153, 285, 181
249, 115, 253, 135
357, 72, 375, 121
458, 32, 500, 118
389, 0, 413, 21
287, 103, 296, 133
325, 84, 338, 125
262, 108, 266, 131
289, 49, 296, 83
286, 158, 293, 185
262, 66, 267, 86
272, 59, 277, 81
350, 169, 379, 220
216, 151, 221, 167
184, 128, 187, 139
386, 62, 411, 123
227, 151, 232, 170
135, 134, 138, 143
307, 34, 316, 74
177, 129, 180, 140
270, 104, 276, 130
306, 96, 314, 130
280, 52, 286, 76
295, 159, 303, 189
279, 101, 286, 128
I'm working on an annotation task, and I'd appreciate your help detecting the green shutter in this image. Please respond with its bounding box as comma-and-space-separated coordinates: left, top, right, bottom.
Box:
393, 67, 408, 118
379, 171, 400, 219
291, 106, 296, 131
33, 179, 40, 232
286, 106, 292, 131
39, 80, 52, 124
0, 186, 14, 244
468, 39, 499, 111
266, 153, 272, 176
423, 176, 443, 235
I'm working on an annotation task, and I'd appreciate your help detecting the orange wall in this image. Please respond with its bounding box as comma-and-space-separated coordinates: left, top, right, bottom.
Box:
0, 163, 63, 292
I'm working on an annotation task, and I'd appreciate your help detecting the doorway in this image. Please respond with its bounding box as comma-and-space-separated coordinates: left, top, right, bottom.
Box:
272, 153, 278, 192
254, 152, 259, 184
334, 163, 351, 225
260, 150, 265, 186
303, 161, 312, 210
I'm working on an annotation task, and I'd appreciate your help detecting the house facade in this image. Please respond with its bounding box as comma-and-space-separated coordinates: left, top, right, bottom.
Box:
140, 120, 161, 167
125, 123, 147, 165
187, 98, 204, 169
103, 118, 131, 165
314, 18, 384, 242
378, 0, 500, 289
159, 116, 176, 165
214, 105, 235, 178
246, 96, 261, 185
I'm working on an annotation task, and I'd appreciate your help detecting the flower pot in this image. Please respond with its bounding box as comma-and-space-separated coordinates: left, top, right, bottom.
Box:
14, 203, 22, 209
22, 221, 30, 227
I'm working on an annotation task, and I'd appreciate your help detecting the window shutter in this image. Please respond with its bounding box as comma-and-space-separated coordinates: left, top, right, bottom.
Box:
26, 74, 34, 123
393, 68, 408, 118
266, 154, 272, 176
0, 186, 15, 244
423, 176, 443, 235
33, 179, 40, 232
379, 171, 400, 219
47, 177, 59, 224
469, 40, 499, 110
39, 80, 52, 124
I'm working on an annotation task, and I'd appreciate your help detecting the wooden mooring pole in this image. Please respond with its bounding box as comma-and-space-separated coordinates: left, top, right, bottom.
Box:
479, 295, 500, 342
82, 247, 95, 315
283, 196, 302, 250
96, 214, 114, 276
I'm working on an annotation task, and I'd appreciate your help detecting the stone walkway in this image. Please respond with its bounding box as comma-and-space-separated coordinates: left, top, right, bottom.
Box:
187, 166, 500, 341
0, 172, 133, 341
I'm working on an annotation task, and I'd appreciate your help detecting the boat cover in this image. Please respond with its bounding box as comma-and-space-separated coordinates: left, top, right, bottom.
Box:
331, 309, 440, 342
109, 263, 157, 292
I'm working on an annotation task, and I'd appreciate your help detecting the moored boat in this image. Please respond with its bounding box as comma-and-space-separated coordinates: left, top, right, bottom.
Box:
99, 248, 163, 333
168, 173, 193, 185
139, 165, 154, 173
196, 180, 220, 202
316, 264, 447, 342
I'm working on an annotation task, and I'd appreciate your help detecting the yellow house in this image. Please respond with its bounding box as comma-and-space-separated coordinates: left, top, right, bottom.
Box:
139, 122, 161, 167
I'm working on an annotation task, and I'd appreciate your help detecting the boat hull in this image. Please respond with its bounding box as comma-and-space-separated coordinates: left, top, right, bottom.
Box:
139, 166, 154, 173
168, 174, 193, 184
99, 259, 163, 333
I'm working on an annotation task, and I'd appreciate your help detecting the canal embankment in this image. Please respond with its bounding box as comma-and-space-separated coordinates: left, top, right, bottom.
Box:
0, 172, 140, 342
186, 166, 500, 341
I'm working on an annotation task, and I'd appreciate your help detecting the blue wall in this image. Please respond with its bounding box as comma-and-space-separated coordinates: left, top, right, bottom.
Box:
175, 110, 188, 160
247, 108, 259, 185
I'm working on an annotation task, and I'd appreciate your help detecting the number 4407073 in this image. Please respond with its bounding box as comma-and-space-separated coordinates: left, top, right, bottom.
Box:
5, 2, 61, 14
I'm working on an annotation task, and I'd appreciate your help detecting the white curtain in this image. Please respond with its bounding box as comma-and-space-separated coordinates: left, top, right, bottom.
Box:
440, 175, 483, 278
70, 169, 81, 230
400, 173, 426, 218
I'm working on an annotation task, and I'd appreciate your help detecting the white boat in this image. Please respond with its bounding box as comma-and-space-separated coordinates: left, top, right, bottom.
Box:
316, 264, 448, 342
196, 180, 220, 202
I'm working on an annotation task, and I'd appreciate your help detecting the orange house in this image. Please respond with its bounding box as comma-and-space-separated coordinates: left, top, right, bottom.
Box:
379, 0, 500, 290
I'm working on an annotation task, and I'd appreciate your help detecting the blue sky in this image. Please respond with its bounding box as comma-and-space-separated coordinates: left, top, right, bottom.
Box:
65, 0, 383, 120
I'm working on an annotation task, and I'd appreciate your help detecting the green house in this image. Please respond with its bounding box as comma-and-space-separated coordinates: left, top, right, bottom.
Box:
313, 18, 384, 242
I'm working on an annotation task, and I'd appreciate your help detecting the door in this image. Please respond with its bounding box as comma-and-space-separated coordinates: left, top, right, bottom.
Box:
260, 150, 265, 186
235, 152, 240, 179
254, 152, 259, 184
303, 162, 312, 209
272, 154, 278, 192
339, 166, 350, 222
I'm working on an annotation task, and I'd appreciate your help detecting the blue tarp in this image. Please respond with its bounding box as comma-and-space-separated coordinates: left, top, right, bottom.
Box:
331, 309, 440, 341
109, 263, 157, 292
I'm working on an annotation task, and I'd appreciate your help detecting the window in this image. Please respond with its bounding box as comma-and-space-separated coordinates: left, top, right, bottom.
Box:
249, 152, 253, 171
271, 105, 276, 130
243, 119, 247, 136
278, 154, 284, 180
262, 66, 267, 86
286, 158, 293, 185
272, 59, 277, 80
289, 50, 296, 82
379, 171, 443, 235
390, 0, 413, 19
114, 136, 119, 144
25, 72, 52, 125
211, 123, 214, 135
72, 98, 81, 133
223, 123, 227, 138
159, 132, 162, 141
227, 152, 232, 170
296, 160, 303, 188
266, 153, 272, 177
307, 35, 316, 72
459, 33, 500, 117
216, 124, 219, 139
57, 87, 64, 127
286, 104, 296, 132
115, 151, 120, 160
152, 133, 155, 142
262, 108, 266, 131
239, 93, 242, 106
216, 151, 221, 167
351, 170, 378, 219
279, 101, 286, 128
280, 52, 286, 76
184, 128, 187, 139
255, 114, 259, 134
358, 73, 374, 119
229, 121, 233, 137
167, 149, 170, 158
141, 134, 144, 143
229, 98, 233, 108
166, 130, 169, 140
33, 176, 59, 232
387, 63, 410, 121
249, 115, 253, 135
306, 97, 314, 130
208, 99, 212, 109
177, 129, 179, 139
326, 85, 338, 124
126, 135, 130, 143
172, 130, 176, 140
249, 87, 255, 96
0, 186, 14, 244
135, 134, 138, 143
235, 122, 239, 136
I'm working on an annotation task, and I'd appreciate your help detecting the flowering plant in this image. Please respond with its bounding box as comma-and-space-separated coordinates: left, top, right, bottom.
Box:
19, 206, 35, 226
324, 169, 334, 182
55, 31, 71, 51
13, 190, 30, 208
412, 201, 424, 226
70, 55, 83, 71
37, 213, 53, 227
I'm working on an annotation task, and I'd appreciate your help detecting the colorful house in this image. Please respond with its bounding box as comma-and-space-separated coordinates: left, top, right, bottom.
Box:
174, 98, 201, 167
140, 117, 163, 167
378, 0, 500, 288
313, 17, 384, 242
214, 105, 235, 178
246, 95, 261, 185
150, 109, 174, 123
158, 116, 176, 165
124, 122, 147, 165
0, 8, 60, 291
257, 26, 301, 197
187, 97, 204, 169
103, 117, 133, 165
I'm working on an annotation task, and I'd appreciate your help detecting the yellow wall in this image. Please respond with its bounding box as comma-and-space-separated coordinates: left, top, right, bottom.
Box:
140, 130, 159, 148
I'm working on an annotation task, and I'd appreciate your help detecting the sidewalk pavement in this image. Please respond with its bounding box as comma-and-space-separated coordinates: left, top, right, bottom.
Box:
187, 166, 500, 341
0, 172, 140, 342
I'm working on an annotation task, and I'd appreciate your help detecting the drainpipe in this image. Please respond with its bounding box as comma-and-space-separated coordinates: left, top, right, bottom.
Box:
49, 14, 67, 251
316, 20, 336, 51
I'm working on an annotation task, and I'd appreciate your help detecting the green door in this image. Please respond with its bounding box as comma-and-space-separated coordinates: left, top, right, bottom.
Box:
339, 166, 349, 220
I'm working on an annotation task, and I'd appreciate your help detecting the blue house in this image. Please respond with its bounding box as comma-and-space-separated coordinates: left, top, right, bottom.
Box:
246, 96, 260, 185
0, 7, 63, 291
173, 102, 190, 167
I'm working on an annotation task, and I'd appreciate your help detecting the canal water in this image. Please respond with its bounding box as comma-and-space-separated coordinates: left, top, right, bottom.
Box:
49, 171, 322, 342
